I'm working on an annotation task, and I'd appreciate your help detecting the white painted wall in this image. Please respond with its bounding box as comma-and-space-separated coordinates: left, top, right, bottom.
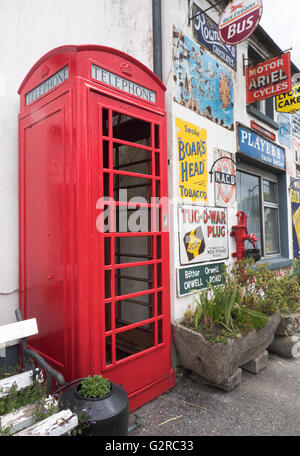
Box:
0, 0, 153, 332
162, 0, 295, 323
0, 0, 296, 338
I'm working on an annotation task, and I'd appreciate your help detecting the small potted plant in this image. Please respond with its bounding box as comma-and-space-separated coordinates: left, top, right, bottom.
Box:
57, 374, 129, 436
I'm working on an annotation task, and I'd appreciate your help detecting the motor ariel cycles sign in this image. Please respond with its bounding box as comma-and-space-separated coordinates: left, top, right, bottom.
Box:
246, 52, 291, 104
218, 0, 263, 45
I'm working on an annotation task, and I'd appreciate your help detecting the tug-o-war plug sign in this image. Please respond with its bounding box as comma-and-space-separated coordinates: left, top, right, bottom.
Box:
178, 205, 228, 265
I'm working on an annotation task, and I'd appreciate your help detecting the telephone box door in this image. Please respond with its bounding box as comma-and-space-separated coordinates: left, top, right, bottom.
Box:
89, 91, 172, 409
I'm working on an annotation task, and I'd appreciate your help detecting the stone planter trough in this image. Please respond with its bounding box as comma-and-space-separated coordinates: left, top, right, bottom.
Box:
268, 313, 300, 359
172, 313, 280, 388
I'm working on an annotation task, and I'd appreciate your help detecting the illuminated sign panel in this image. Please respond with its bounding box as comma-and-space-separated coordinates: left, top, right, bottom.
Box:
25, 66, 68, 105
91, 64, 156, 103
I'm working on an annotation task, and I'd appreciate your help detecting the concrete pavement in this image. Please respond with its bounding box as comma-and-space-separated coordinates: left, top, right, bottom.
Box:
129, 353, 300, 436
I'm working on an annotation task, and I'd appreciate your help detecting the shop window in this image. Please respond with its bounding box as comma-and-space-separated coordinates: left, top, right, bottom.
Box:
246, 46, 279, 130
237, 168, 280, 257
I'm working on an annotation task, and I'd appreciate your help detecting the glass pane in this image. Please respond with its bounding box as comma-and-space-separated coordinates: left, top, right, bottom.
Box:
264, 180, 278, 203
114, 174, 152, 202
264, 207, 279, 254
115, 206, 152, 233
112, 112, 151, 144
105, 335, 112, 365
115, 236, 153, 264
102, 108, 109, 136
115, 323, 154, 361
115, 264, 153, 296
113, 143, 151, 175
114, 294, 153, 328
237, 171, 261, 251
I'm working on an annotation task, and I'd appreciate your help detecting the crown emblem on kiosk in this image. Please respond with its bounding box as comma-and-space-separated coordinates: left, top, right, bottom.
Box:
120, 63, 133, 77
40, 65, 50, 79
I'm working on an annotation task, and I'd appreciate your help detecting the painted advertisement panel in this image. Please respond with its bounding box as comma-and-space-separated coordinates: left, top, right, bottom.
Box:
213, 149, 236, 207
276, 84, 300, 114
277, 112, 292, 149
177, 118, 208, 203
246, 52, 291, 104
218, 0, 263, 45
178, 204, 228, 265
192, 4, 237, 70
291, 178, 300, 259
238, 125, 286, 170
173, 28, 234, 131
293, 136, 300, 162
177, 262, 225, 296
292, 110, 300, 139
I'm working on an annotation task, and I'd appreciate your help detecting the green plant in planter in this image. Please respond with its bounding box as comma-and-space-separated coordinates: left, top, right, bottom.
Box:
78, 375, 111, 399
230, 259, 300, 315
183, 283, 269, 344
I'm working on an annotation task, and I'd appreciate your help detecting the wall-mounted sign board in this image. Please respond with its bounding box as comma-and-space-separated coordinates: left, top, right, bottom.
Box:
276, 84, 300, 114
238, 124, 285, 170
218, 0, 263, 45
213, 149, 236, 208
250, 120, 276, 141
192, 4, 237, 70
176, 118, 208, 204
177, 262, 225, 296
173, 29, 234, 132
291, 178, 300, 259
246, 52, 291, 104
178, 204, 228, 265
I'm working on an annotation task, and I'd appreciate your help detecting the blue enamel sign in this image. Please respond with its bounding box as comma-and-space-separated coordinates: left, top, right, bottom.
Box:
238, 125, 285, 170
192, 5, 236, 70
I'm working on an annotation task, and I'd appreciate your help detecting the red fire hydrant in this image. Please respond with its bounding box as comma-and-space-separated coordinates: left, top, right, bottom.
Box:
230, 211, 259, 261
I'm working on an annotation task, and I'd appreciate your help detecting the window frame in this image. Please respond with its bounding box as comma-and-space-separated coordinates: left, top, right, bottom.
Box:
237, 162, 281, 259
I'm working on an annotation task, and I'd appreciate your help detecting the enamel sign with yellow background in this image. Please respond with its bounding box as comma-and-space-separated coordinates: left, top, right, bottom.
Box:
276, 85, 300, 114
178, 205, 228, 265
176, 118, 208, 203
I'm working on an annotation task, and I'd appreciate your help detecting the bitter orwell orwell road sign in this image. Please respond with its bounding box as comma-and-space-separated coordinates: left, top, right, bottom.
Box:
218, 0, 263, 45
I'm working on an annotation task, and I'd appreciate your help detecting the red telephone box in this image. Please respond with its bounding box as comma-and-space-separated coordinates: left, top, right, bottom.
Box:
18, 45, 175, 411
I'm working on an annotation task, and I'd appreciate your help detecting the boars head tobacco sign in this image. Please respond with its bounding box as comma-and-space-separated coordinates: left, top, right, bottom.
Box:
246, 52, 291, 104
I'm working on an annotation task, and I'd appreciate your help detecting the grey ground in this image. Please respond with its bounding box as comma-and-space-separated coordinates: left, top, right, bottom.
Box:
128, 353, 300, 436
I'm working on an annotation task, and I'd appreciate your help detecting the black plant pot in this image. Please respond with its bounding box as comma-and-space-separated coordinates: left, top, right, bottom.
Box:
58, 380, 129, 436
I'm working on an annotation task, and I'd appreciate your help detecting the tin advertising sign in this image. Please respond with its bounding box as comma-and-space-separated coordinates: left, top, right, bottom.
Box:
291, 178, 300, 259
238, 125, 285, 170
177, 262, 225, 296
292, 110, 300, 139
276, 84, 300, 114
178, 205, 228, 265
173, 28, 234, 131
192, 4, 236, 70
246, 52, 291, 104
218, 0, 263, 45
213, 149, 236, 207
277, 113, 292, 149
177, 118, 208, 203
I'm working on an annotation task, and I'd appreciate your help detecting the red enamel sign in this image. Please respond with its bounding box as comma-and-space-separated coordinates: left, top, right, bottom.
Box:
218, 0, 263, 45
246, 52, 291, 104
